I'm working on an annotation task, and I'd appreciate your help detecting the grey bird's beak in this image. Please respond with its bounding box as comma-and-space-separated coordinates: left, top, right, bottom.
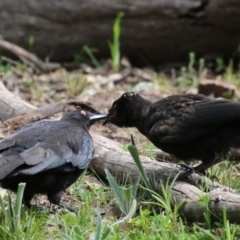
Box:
89, 113, 108, 123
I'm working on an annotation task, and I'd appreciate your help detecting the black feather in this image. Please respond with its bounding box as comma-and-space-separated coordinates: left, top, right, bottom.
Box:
106, 93, 240, 174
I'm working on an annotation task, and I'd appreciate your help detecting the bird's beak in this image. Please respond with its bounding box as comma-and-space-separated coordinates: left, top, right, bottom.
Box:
89, 113, 108, 122
103, 106, 116, 125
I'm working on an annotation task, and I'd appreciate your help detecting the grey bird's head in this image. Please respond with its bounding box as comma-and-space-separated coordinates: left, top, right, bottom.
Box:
62, 110, 108, 128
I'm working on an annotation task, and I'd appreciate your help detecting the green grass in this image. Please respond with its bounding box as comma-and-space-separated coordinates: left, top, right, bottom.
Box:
1, 50, 240, 239
65, 74, 90, 98
0, 56, 12, 73
176, 52, 205, 90
74, 45, 101, 68
0, 159, 240, 240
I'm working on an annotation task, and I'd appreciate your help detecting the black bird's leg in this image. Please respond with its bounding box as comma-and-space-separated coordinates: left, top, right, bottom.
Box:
169, 161, 213, 183
175, 157, 222, 182
177, 163, 194, 172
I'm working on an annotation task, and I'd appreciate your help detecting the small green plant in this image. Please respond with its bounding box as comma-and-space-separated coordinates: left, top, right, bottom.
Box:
28, 36, 35, 51
74, 45, 101, 67
108, 12, 124, 71
0, 56, 12, 73
0, 183, 46, 239
222, 208, 237, 240
83, 45, 101, 67
127, 135, 157, 193
176, 52, 204, 89
198, 194, 214, 229
105, 169, 138, 216
0, 183, 26, 235
94, 203, 137, 240
215, 57, 225, 73
65, 75, 90, 98
194, 209, 238, 240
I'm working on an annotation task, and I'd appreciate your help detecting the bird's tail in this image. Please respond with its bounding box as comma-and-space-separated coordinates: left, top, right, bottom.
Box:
0, 154, 24, 180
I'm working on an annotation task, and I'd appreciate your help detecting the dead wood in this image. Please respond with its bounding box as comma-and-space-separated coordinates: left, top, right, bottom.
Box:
0, 1, 240, 65
0, 79, 36, 121
0, 81, 240, 223
0, 40, 60, 73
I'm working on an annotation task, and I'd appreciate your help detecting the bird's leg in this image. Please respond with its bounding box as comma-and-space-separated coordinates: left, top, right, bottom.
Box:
23, 191, 34, 209
58, 202, 77, 213
47, 191, 77, 213
193, 158, 222, 182
169, 162, 211, 183
177, 163, 194, 172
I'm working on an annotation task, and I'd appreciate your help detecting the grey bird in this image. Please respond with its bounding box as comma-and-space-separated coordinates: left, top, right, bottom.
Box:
0, 109, 107, 211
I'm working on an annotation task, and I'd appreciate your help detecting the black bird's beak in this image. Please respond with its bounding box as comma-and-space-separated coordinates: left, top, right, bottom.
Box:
103, 106, 117, 125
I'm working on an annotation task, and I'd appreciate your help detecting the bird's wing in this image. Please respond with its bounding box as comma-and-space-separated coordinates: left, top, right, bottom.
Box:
0, 139, 16, 151
0, 121, 54, 152
65, 130, 94, 169
150, 99, 240, 144
0, 121, 54, 179
0, 120, 93, 177
17, 125, 94, 175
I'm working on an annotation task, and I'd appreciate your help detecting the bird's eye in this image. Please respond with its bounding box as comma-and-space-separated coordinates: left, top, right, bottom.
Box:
80, 110, 87, 116
110, 103, 117, 110
123, 92, 136, 98
128, 92, 136, 97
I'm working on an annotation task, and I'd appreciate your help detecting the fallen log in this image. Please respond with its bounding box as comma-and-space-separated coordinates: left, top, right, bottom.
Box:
0, 80, 240, 223
0, 1, 240, 65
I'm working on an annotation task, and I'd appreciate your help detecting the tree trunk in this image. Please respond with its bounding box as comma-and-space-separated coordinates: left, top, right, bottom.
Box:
0, 0, 240, 65
1, 80, 240, 223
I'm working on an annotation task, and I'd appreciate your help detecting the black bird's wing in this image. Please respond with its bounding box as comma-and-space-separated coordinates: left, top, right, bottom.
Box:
0, 120, 94, 179
149, 97, 240, 144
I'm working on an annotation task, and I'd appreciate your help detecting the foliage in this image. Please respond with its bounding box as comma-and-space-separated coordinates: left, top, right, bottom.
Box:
108, 12, 124, 71
74, 45, 101, 67
176, 52, 204, 89
0, 56, 12, 73
0, 183, 47, 240
65, 74, 90, 98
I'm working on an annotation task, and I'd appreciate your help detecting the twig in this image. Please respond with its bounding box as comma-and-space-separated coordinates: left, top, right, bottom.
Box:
0, 39, 60, 73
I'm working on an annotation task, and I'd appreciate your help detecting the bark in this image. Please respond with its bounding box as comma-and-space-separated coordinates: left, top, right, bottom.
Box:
0, 0, 240, 65
0, 81, 240, 223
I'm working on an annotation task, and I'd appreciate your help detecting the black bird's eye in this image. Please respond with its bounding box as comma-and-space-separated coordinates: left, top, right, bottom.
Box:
123, 92, 136, 98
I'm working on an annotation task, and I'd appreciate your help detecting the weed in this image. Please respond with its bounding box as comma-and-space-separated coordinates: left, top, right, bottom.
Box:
83, 45, 101, 67
0, 183, 47, 239
28, 36, 35, 51
65, 74, 90, 98
105, 169, 138, 216
74, 45, 101, 67
0, 56, 12, 73
176, 52, 204, 89
108, 12, 124, 71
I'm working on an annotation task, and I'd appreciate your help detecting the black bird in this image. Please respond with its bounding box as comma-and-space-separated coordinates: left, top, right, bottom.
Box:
105, 92, 240, 174
0, 109, 107, 211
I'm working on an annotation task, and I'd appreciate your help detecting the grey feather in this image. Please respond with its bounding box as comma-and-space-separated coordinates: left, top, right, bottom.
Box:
0, 154, 24, 179
18, 155, 64, 175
